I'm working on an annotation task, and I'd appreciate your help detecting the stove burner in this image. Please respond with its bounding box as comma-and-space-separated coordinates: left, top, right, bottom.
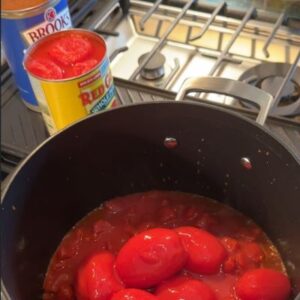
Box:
138, 52, 166, 80
260, 76, 297, 101
239, 63, 300, 117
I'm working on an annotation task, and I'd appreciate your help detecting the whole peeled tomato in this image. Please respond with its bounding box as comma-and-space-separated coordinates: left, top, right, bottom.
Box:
71, 59, 98, 77
27, 58, 63, 80
175, 226, 226, 274
156, 276, 217, 300
220, 238, 264, 273
236, 268, 291, 300
111, 289, 158, 300
115, 228, 187, 288
48, 33, 92, 66
76, 251, 124, 300
241, 242, 264, 264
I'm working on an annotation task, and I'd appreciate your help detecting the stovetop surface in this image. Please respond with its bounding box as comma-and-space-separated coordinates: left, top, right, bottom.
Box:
1, 0, 300, 174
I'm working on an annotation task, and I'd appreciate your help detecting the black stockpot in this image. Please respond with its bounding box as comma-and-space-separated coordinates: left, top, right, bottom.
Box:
1, 100, 300, 299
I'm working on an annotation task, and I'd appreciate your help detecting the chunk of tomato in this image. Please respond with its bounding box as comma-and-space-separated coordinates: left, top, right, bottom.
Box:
76, 252, 124, 300
220, 237, 239, 254
71, 59, 98, 77
175, 227, 226, 275
115, 228, 187, 288
27, 58, 63, 80
242, 242, 264, 264
48, 34, 92, 66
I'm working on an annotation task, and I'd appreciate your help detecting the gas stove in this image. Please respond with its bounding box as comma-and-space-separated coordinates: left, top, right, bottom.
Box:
1, 0, 300, 175
107, 0, 300, 115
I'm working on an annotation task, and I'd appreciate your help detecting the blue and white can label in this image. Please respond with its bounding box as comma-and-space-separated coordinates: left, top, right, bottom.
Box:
1, 0, 72, 110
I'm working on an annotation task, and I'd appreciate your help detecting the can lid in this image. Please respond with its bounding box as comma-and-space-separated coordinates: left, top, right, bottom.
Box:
1, 0, 59, 19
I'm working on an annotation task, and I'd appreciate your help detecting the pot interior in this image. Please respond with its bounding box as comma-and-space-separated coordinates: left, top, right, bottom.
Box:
2, 102, 300, 299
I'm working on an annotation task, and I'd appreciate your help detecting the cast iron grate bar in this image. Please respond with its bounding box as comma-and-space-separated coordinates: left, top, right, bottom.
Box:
189, 1, 226, 41
1, 69, 11, 86
154, 19, 163, 38
208, 6, 256, 76
129, 0, 196, 80
1, 77, 16, 97
94, 29, 119, 36
109, 47, 129, 62
90, 1, 121, 32
162, 58, 180, 89
2, 85, 18, 107
139, 0, 163, 30
127, 90, 139, 103
262, 12, 286, 58
71, 0, 97, 27
114, 87, 125, 105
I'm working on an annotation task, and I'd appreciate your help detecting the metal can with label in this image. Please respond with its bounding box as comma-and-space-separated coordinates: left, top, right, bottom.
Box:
24, 29, 118, 135
1, 0, 72, 111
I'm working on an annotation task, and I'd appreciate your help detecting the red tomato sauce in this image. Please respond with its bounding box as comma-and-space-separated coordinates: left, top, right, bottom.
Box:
43, 191, 286, 300
25, 30, 106, 80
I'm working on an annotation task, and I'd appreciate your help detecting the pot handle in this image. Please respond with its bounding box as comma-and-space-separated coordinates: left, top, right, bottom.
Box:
175, 76, 273, 126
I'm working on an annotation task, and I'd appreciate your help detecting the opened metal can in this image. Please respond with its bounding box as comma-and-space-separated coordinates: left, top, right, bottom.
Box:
24, 29, 118, 135
1, 0, 72, 111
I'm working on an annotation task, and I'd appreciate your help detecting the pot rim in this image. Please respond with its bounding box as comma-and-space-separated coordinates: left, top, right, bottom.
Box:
2, 100, 300, 202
